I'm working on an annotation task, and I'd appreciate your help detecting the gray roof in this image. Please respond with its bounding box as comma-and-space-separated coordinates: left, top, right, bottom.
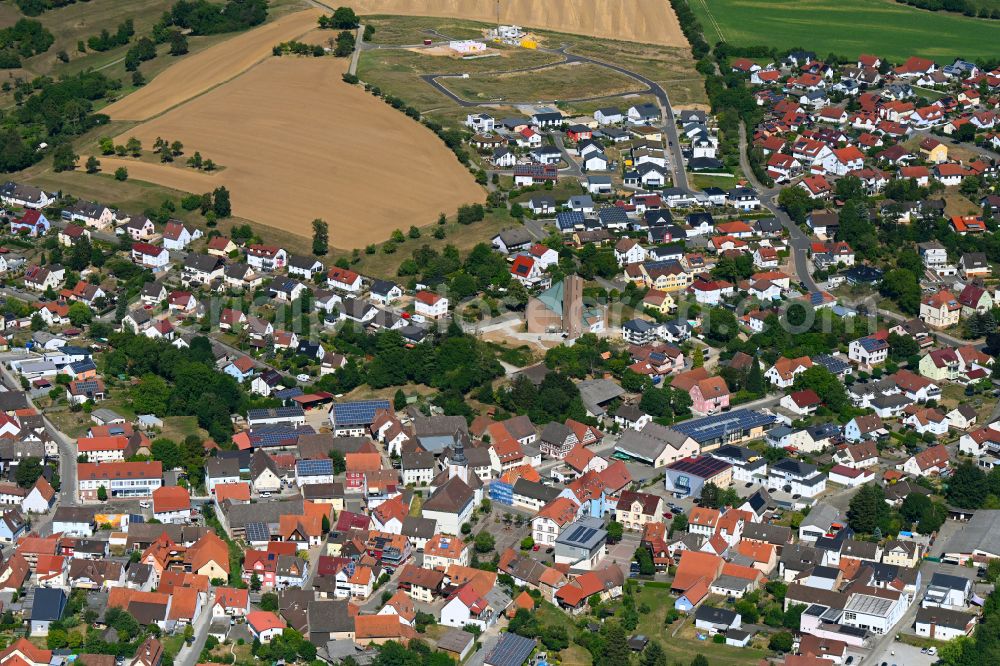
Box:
779, 543, 819, 572
616, 422, 691, 463
309, 599, 355, 634
224, 497, 304, 529
31, 588, 66, 622
576, 378, 626, 415
91, 408, 124, 423
414, 415, 468, 438
184, 253, 223, 273
916, 606, 976, 631
556, 517, 606, 549
694, 605, 738, 626
944, 509, 1000, 558
929, 572, 973, 591
437, 629, 476, 654
800, 504, 842, 533
512, 478, 561, 503
401, 451, 436, 471
540, 421, 573, 445
495, 227, 534, 248
206, 457, 241, 479
401, 515, 437, 540
53, 506, 96, 524
743, 522, 792, 546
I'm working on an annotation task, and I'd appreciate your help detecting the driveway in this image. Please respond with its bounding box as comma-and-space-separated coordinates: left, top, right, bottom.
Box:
174, 596, 215, 666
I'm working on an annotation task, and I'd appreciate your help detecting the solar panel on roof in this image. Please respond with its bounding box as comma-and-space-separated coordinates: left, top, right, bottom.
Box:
297, 459, 333, 476
671, 409, 775, 443
331, 400, 390, 426
245, 521, 270, 542
669, 456, 731, 478
486, 633, 536, 666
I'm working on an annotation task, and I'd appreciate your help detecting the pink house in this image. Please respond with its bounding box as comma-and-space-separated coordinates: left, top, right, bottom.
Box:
690, 377, 731, 415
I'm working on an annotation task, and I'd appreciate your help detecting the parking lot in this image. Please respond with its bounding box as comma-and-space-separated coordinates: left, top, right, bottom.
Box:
869, 640, 937, 666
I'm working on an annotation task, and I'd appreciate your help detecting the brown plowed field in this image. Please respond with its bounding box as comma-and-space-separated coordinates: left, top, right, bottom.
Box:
110, 56, 482, 247
347, 0, 687, 47
103, 9, 324, 121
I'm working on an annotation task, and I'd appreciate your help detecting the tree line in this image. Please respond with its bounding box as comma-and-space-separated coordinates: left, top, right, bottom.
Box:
895, 0, 1000, 19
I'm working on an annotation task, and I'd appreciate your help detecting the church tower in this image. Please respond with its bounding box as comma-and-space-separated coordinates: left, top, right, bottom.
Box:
447, 429, 469, 484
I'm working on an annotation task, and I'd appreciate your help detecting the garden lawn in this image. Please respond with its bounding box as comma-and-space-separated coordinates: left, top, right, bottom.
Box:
634, 585, 768, 666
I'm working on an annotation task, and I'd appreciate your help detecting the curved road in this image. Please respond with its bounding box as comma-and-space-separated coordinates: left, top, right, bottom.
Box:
358, 32, 690, 191
738, 122, 817, 292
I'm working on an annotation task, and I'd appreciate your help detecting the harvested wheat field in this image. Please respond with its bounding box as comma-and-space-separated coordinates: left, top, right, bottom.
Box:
106, 56, 482, 247
346, 0, 686, 47
103, 9, 324, 121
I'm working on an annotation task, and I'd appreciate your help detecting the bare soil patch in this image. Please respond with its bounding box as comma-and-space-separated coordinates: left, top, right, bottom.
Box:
103, 9, 324, 121
107, 56, 482, 248
347, 0, 687, 47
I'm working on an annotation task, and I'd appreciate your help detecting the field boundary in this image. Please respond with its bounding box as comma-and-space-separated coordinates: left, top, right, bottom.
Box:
104, 9, 325, 121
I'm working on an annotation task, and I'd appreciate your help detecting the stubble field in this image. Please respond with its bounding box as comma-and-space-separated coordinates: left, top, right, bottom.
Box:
104, 51, 482, 248
102, 8, 324, 121
346, 0, 688, 47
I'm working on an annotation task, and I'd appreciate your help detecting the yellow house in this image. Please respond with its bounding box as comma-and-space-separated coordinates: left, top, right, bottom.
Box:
919, 137, 948, 164
881, 540, 920, 567
642, 289, 676, 314
614, 490, 664, 531
643, 263, 692, 292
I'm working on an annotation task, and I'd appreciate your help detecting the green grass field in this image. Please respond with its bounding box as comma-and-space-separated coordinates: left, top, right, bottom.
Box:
689, 0, 1000, 61
447, 62, 642, 104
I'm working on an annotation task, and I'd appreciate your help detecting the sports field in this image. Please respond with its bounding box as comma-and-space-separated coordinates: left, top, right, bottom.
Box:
345, 0, 688, 47
105, 53, 482, 248
689, 0, 1000, 61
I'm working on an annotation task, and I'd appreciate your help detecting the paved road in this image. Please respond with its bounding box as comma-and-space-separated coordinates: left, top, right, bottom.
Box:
556, 46, 688, 191
48, 217, 119, 245
738, 122, 818, 293
0, 286, 42, 305
0, 351, 78, 506
552, 134, 583, 178
348, 24, 365, 76
376, 37, 690, 191
174, 596, 215, 666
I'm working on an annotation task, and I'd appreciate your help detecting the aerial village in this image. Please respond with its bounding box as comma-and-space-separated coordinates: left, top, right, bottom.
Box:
0, 26, 995, 666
